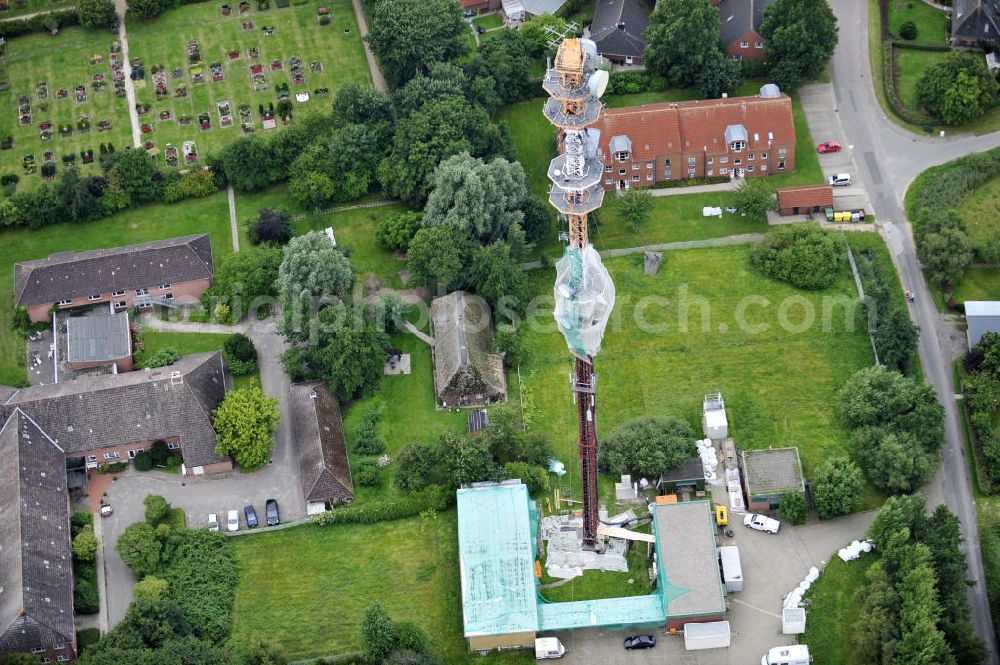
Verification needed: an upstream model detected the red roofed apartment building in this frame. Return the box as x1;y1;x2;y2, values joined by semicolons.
585;85;795;191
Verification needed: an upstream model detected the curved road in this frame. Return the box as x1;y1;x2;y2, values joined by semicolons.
829;0;1000;659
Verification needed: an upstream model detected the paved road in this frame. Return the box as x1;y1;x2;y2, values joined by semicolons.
827;0;999;657
99;316;306;626
113;0;142;147
349;0;386;92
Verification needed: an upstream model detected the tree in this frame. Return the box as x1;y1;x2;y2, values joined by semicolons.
202;246;282;323
360;602;400;664
288;124;382;208
494;323;523;367
58;166;103;223
874;307;920;375
503;461;549;496
599;416;695;479
143;494;171;525
248;208;292;246
811;456;863;519
697;53;743;99
132;576;168;602
898;20;917;40
277;231;354;337
375;294;406;333
519;14;569;55
73;525;99;562
468;241;531;314
212;387;281;472
230;638;288;665
391;63;468;118
482;404;550;466
894;544;955;665
618;188;653;232
521;196;553;245
104;148;162;205
777;490;807;525
748;223;842;290
77;0;116;27
644;0;723;87
332;83;393;126
919;227;971;288
423;153;530;244
366;0;467;88
394;443;439;492
760;0;839;91
116;522;161;579
406;225;473;290
465;31;535;111
438;431;493;489
733;177;774;222
125;0;169;20
859;429;935;495
299;304;389;400
74;578;100;615
375;210;424;252
223;333;258;376
916;52;1000;125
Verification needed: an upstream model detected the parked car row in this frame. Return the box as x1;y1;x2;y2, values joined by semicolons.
208;499;280;532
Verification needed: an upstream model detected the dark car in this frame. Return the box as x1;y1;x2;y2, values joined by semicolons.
623;635;656;650
265;499;280;526
244;505;259;528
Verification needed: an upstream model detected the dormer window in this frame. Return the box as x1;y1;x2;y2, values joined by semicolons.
730;141;745;152
615;151;630;162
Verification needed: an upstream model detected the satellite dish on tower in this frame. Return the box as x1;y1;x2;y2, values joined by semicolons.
588;70;609;99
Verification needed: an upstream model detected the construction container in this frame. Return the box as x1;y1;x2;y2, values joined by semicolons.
718;546;743;592
782;607;806;634
683;621;731;650
715;503;728;527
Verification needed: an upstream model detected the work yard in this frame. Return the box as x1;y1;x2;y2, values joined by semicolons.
517;244;876;486
230;518;532;664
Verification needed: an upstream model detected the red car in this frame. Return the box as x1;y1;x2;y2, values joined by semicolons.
817;141;842;154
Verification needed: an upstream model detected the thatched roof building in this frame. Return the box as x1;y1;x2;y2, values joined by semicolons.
430;291;507;407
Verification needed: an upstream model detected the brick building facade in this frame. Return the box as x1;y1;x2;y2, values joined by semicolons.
719;0;775;61
585;88;796;191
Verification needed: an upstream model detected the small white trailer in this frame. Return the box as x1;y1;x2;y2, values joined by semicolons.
718;546;743;592
534;637;565;659
683;621;731;651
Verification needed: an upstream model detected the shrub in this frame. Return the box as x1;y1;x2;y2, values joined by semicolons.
375;210;423;252
811;456;864;519
249;208;293;246
777;490;807;525
133;450;154;471
159;529;239;641
132;575;168;601
149;440;171;466
502;461;548;496
74;578;100;615
136;347;181;369
356;460;381;486
394;443;438;492
749;224;843;290
352;410;386;455
162;169;219;203
73;526;99;562
313;486;451;525
71;511;93;536
144;494;171;525
898;20;917;39
598;416;695;480
223;333;257;376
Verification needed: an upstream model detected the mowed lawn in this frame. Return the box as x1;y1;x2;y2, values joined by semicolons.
958;174;1000;258
139;330;260;390
0;191;232;385
888;0;949;43
0;25;135;184
126;0;370;162
801;555;877;665
895;48;947;111
517;245;875;482
954;268;1000;303
229;517;533;665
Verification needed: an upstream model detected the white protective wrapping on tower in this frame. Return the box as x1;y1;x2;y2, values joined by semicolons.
553;244;616;359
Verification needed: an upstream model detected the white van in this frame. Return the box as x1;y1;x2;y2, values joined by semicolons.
761;645;811;665
534;637;565;659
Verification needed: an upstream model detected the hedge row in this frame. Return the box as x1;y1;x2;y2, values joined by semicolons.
312;486;451;526
906;147;1000;221
891;40;951;52
882;42;937;126
0;10;79;38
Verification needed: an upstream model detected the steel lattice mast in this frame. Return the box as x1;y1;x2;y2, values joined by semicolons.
543;38;615;550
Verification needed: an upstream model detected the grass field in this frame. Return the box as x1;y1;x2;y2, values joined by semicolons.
0;190;232;385
887;0;949;43
0;24;135;182
517;244;876;487
125;0;369;161
139;329;260;390
894;47;946;111
958;174;1000;259
954;268;1000;303
0;0;72;18
801;555;877;665
473;13;503;31
230;517;532;664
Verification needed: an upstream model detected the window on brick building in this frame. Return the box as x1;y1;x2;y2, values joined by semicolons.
88;294;101;301
720;156;729;164
747;166;755;172
740;41;748;47
734;158;742;165
646;174;654;181
56;299;71;306
755;41;763;48
707;157;714;164
687;157;696;166
761;152;768;159
707;170;714;176
615;152;629;162
135;288;148;296
112;290;125;297
115;301;127;309
748;152;755;160
730;141;745;151
778;148;787;158
631;175;640;182
605;179;613;185
604;165;612;173
104;451;120;460
646;162;654;169
720;168;729;175
761;165;768;172
778;160;785;170
632;163;639;171
168;441;180;450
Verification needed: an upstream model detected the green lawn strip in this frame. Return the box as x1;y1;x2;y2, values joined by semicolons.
342;332;466;502
472;13;503;30
519;246;875;492
0;191;232;385
229;516;533;664
953;268;1000;303
894;48;946;110
124;0;369;164
958;174;1000;257
888;0;949;43
801;554;877;665
0;24;135;186
139;329;260;390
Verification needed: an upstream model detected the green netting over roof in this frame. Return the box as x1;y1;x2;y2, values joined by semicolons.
652;500;727;619
537;594;666;631
457;482;540;637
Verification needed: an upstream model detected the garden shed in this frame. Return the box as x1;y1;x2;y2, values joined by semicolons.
430;291;507;408
657;457;705;494
966;301;1000;347
739;447;805;512
776;185;833;216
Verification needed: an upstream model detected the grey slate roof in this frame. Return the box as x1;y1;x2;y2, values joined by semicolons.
953;0;1000;41
430;291;507;403
742;447;805;495
67;313;131;364
15;234;214;308
0;352;227;468
0;410;75;655
659;457;705;483
591;0;650;59
719;0;775;47
289;382;353;506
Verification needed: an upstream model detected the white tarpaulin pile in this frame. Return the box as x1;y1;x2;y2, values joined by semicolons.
702;206;723;217
783;566;821;610
696;439;718;481
838;539;873;562
540;514;628;579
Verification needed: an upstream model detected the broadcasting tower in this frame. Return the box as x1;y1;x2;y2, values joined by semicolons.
543;38;615;550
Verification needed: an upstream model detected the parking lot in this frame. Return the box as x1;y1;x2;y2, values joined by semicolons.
554;499;875;665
